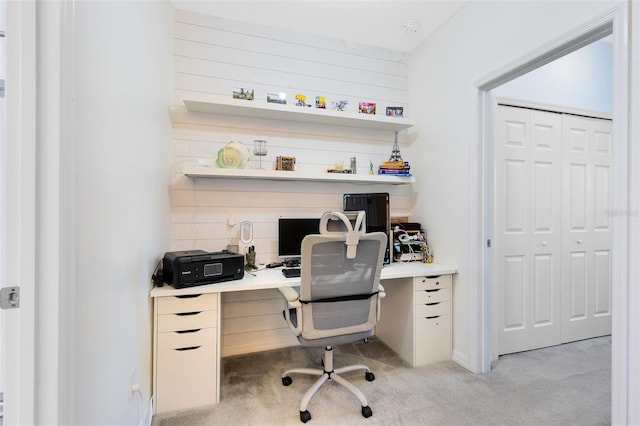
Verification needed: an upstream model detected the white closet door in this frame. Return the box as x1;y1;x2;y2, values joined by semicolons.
561;115;612;343
494;105;563;355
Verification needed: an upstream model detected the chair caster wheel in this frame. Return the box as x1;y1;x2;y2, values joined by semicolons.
365;371;375;381
362;405;373;418
300;410;311;423
282;376;293;386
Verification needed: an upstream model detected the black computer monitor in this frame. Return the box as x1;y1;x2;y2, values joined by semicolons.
278;218;321;260
343;192;391;264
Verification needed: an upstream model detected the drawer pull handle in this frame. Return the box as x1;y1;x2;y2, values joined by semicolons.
175;346;201;352
176;329;201;334
176;294;202;299
176;311;202;317
424;289;440;293
424;302;439;306
422;275;442;280
426;315;441;319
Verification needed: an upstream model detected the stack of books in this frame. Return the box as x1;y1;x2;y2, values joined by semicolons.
378;160;411;176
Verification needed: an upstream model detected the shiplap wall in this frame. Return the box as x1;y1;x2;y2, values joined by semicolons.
171;9;413;356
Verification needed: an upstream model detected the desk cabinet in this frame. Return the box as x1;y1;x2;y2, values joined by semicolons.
414;275;452;365
153;293;219;414
376;274;453;367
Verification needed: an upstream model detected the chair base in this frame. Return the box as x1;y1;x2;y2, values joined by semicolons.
281;345;375;423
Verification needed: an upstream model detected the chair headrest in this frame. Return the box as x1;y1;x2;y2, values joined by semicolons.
319;211;366;259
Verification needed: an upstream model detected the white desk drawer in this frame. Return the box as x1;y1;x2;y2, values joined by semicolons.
157;293;218;314
415;315;451;365
415;287;451;304
158;327;217;351
156;344;217;413
415;275;452;291
158;310;217;332
415;301;450;318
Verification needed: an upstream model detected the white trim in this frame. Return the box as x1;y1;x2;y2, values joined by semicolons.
58;1;76;424
611;5;640;425
476;5;629;423
474;10;615;90
493;96;612;121
3;0;36;423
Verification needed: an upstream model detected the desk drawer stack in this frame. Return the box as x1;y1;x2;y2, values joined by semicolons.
153;293;219;414
414;275;452;365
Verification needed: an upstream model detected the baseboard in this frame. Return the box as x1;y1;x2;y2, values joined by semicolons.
141;396;153;426
451;349;471;371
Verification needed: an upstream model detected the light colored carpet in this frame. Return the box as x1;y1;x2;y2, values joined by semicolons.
153;336;611;426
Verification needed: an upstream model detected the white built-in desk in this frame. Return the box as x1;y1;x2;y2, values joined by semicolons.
150;262;457;414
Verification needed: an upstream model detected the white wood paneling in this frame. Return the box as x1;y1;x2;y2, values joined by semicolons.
171;10;412;356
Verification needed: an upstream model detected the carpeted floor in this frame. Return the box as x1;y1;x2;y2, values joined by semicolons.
152;336;611;426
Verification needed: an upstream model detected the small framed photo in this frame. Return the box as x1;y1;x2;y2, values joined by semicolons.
315;96;326;109
330;100;349;111
276;156;296;171
359;102;376;115
233;88;254;100
386;106;404;118
267;92;287;104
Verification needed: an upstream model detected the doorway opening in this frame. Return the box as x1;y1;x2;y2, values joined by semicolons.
476;6;629;422
490;35;613;358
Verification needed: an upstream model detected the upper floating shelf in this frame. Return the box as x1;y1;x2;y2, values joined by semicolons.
182;96;415;132
183;166;415;185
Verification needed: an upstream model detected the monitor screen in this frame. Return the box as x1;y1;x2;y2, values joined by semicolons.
278;218;321;258
343;192;390;231
343;192;390;264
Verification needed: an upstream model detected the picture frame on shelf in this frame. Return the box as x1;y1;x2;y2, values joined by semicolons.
276;156;296;171
233;88;254;100
267;91;287;104
359;102;376;115
386;106;404;118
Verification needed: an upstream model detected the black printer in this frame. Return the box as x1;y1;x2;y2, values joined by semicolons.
162;250;244;288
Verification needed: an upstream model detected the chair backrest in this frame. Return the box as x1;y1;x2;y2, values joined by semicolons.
298;211;387;340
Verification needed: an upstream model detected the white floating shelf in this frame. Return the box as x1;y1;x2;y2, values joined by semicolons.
182;96;415;132
183;166;415;185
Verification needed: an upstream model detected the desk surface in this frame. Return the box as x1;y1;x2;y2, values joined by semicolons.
150;261;457;298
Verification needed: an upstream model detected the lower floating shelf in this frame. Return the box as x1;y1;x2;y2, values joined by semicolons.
183;166;415;185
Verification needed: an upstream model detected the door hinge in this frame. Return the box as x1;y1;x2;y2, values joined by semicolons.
487;239;492;248
1;286;20;309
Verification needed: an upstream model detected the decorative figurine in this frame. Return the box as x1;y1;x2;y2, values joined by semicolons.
389;131;403;162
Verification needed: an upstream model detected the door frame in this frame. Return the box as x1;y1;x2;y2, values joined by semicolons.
2;1;36;424
475;5;629;424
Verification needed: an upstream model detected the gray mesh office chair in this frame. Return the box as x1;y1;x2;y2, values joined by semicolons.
278;211;387;423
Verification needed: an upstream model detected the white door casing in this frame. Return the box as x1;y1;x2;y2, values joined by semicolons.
494;103;563;355
561;114;612;342
1;0;36;424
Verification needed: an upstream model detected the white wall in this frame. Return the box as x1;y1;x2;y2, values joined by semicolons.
70;1;172;424
408;0;622;373
493;39;613;113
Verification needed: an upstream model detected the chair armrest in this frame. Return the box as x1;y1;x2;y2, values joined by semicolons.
278;286;301;305
376;283;386;321
278;286;302;336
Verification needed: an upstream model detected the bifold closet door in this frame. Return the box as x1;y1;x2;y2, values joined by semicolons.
561;115;612;343
494;105;563;355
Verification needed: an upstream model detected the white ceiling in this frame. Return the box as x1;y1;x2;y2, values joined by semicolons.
171;1;471;52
